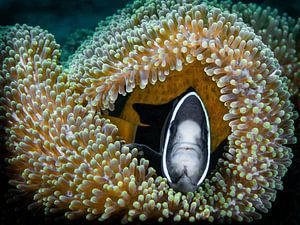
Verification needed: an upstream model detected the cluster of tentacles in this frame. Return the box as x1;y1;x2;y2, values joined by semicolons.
0;0;300;223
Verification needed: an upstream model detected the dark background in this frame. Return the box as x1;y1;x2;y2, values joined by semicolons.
0;0;132;44
0;0;300;225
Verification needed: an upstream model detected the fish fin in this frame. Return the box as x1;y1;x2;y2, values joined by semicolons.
102;115;139;143
125;143;162;175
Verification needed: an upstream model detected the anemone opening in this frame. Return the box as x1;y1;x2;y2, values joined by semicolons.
107;60;231;153
112;87;227;180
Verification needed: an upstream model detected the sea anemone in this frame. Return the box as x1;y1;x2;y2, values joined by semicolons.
0;0;299;223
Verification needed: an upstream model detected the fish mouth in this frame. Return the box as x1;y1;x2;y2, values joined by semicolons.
171;142;202;155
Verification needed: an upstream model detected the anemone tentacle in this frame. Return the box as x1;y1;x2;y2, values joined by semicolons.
0;24;157;221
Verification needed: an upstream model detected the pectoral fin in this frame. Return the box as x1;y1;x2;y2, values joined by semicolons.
125;143;162;175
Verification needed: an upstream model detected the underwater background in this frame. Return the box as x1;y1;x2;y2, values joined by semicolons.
0;0;300;225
